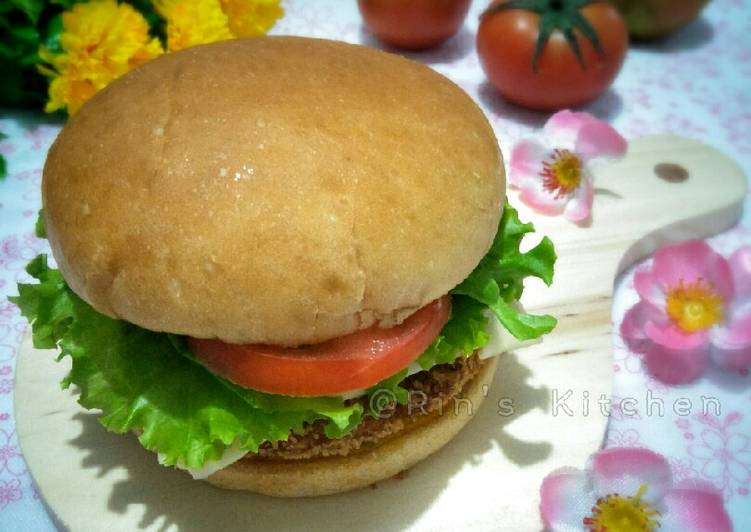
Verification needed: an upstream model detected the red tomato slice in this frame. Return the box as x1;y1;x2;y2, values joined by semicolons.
187;296;451;397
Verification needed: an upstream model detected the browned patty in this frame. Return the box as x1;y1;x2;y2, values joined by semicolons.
247;354;482;461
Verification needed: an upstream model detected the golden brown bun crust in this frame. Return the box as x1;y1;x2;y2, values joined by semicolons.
43;37;505;345
205;356;497;496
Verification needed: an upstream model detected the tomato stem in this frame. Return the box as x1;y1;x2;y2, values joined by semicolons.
481;0;606;72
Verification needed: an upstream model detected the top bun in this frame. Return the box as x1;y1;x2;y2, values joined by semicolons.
43;37;504;346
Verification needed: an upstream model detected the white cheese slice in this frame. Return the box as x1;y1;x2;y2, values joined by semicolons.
161;440;249;480
174;313;535;479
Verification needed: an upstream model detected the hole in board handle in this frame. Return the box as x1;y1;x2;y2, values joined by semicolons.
654;163;689;183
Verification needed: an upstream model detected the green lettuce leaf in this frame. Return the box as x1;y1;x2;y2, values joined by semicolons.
12;202;556;469
34;208;46;238
377;203;557;399
364;368;409;416
416;295;489;369
453;203;557;339
12;256;362;468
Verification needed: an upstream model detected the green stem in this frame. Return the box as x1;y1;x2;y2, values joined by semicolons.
481;0;606;72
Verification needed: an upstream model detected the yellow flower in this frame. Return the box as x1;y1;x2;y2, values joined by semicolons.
155;0;283;52
220;0;284;37
154;0;233;52
39;1;163;115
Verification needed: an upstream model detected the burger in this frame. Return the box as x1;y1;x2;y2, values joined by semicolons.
13;37;556;496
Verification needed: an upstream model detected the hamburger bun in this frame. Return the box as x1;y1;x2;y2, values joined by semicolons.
42;36;505;346
207;356;497;496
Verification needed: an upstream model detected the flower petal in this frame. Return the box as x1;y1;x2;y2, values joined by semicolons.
729;454;751;483
726;433;748;453
641;340;710;385
543;110;594;151
645;321;709;351
575;120;628;161
701;429;724;450
710;344;751;372
591;448;672;504
622;301;711;383
563;174;593;223
734;450;751;469
729;246;751;298
687;443;714;460
621;303;649;342
651;241;734;300
518;175;568;216
621;301;670;354
701;459;724;479
712;311;751;348
710;311;751;371
509;140;547;187
660;481;732;532
540;467;593;532
634;268;667;308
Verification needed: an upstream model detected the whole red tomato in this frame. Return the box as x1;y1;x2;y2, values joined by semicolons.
477;0;628;110
358;0;471;50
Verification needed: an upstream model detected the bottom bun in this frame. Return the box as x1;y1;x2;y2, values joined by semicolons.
205;355;498;497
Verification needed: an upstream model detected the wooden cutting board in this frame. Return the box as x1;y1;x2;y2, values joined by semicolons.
15;136;747;531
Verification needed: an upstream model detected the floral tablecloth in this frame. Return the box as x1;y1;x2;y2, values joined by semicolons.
1;0;750;530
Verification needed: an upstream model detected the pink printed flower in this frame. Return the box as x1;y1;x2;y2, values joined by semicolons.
669;457;699;484
0;478;21;510
509;110;627;223
690;429;751;489
541;447;731;532
0;302;16;319
621;241;751;384
606;428;642;448
686;412;751;500
0;429;26;476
